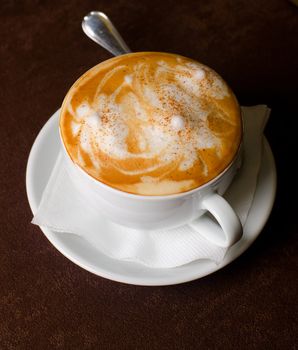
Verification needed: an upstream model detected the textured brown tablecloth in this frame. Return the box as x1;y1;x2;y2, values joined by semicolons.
1;0;297;349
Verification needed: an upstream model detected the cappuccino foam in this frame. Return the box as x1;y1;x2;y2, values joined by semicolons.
60;52;242;195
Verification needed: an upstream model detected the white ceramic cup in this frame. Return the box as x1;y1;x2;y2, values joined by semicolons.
60;127;243;247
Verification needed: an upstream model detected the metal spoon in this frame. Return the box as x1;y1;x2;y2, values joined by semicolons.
82;11;131;56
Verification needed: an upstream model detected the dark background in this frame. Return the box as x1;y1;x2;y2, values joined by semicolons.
1;0;297;348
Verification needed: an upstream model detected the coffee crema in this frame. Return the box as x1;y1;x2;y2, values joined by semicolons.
60;52;242;195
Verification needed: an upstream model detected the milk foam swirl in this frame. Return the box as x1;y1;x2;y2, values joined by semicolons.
60;52;241;195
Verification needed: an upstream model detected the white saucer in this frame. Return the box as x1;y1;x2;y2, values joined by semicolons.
26;110;277;286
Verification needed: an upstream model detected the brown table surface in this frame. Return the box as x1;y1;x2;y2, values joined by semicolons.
1;0;297;349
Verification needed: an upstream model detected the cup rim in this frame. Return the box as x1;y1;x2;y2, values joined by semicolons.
59;52;243;201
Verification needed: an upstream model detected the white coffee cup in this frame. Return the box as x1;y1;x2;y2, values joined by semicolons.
60;131;243;248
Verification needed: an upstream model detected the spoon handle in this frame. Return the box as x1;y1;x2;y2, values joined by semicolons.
82;11;131;56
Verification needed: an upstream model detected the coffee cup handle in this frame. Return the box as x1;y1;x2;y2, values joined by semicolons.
189;193;243;248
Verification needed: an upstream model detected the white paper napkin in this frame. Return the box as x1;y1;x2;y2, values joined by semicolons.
32;105;270;268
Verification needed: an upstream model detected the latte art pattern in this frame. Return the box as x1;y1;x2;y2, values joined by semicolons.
60;52;242;195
